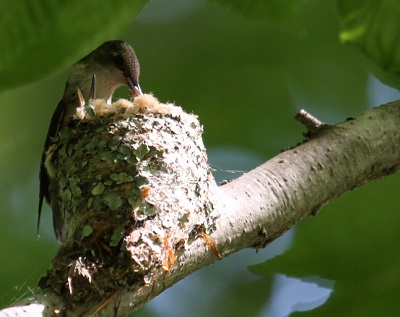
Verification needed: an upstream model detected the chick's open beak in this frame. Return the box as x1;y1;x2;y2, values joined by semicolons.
126;77;143;98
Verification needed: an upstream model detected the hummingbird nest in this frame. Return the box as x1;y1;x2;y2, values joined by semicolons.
40;94;219;307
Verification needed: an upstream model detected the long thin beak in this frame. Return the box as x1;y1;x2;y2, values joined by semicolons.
126;77;143;98
89;74;96;101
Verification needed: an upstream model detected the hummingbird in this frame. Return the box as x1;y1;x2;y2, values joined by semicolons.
38;40;143;242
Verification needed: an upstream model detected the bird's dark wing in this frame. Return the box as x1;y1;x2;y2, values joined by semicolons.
37;100;67;237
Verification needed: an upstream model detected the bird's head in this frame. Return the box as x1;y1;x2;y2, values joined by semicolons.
65;40;142;105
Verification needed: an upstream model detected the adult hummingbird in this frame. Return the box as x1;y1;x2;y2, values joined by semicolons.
38;40;143;241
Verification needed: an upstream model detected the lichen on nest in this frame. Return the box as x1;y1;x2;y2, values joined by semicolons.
42;94;218;304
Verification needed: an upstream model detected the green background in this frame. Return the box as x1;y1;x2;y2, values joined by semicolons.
1;1;400;316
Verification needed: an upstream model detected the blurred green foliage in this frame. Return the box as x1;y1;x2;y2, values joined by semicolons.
338;0;400;88
0;0;147;90
1;0;400;316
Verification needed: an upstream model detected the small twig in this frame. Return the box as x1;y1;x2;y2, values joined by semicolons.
295;109;325;132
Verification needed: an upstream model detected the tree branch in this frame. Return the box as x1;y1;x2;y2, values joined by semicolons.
1;98;400;317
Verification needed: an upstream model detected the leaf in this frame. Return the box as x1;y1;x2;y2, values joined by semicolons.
110;226;125;247
119;172;133;183
103;191;123;210
84;105;97;118
118;145;131;156
63;188;72;200
337;0;400;87
210;0;305;34
128;197;137;207
138;203;156;216
112;172;133;184
133;144;150;160
0;0;147;91
91;183;105;195
82;225;93;238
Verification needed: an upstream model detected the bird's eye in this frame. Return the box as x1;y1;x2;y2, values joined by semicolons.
113;54;124;70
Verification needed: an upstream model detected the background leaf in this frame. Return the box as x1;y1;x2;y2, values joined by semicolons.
209;0;304;33
0;0;147;91
338;0;400;88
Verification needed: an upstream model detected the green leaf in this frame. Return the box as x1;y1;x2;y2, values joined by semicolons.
210;0;305;34
128;197;137;207
84;105;97;118
118;145;131;156
63;188;72;200
91;183;105;195
0;0;147;91
110;226;125;247
133;144;150;160
337;0;400;87
138;203;156;216
103;191;123;210
82;225;93;238
113;172;134;184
